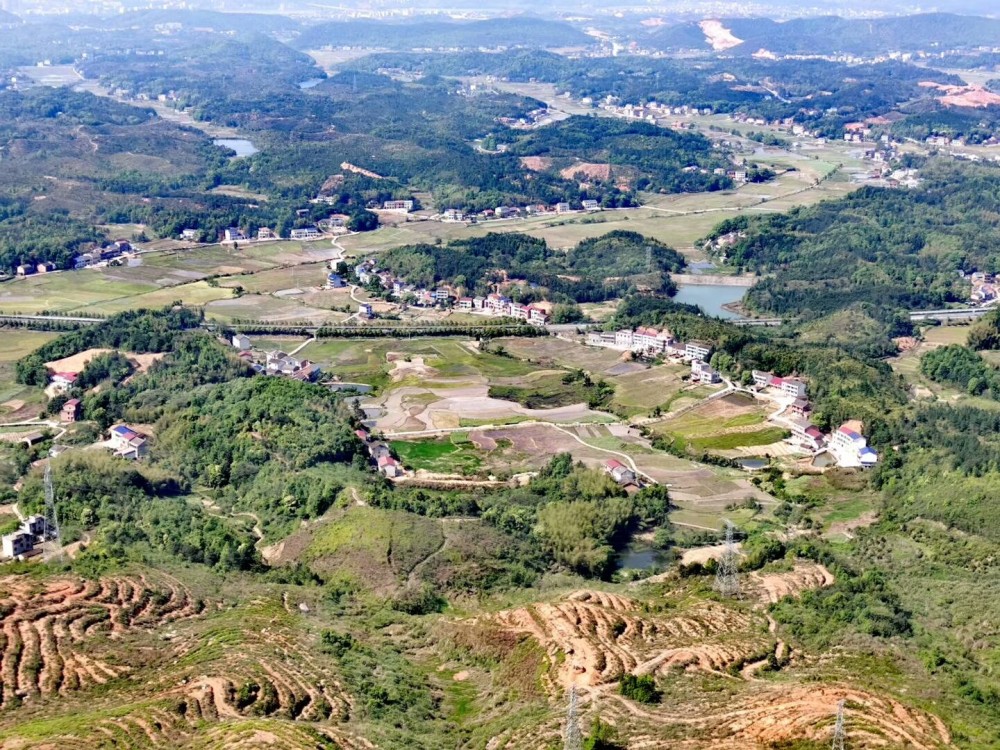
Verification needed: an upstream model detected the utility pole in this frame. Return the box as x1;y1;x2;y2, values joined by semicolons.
832;699;846;750
714;520;740;598
564;686;582;750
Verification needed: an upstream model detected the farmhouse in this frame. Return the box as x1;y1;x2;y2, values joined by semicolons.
2;531;34;559
36;262;55;274
327;273;346;288
15;264;35;277
581;199;601;211
789;398;811;417
60;398;81;423
359;303;374;319
257;227;277;240
691;360;721;384
829;422;878;468
753;370;807;399
457;297;473;311
383;200;414;212
604;459;636;485
223;228;247;243
109;424;148;460
378;455;403;478
685;341;712;362
181;229;199;241
232;334;252;351
290;227;323;241
50;372;78;392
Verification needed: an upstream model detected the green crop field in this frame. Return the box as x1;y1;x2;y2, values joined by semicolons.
687;426;789;451
391;434;484;474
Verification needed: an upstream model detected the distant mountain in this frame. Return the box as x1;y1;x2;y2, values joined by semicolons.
294;17;592;51
0;9;20;25
652;13;1000;56
102;9;301;36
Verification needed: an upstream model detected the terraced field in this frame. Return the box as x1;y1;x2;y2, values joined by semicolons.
0;572;202;706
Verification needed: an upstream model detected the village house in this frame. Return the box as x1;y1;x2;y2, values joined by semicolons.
829;422;878;468
232;334;252;351
36;262;55;274
383;200;414;212
15;264;34;277
50;372;78;392
457;297;474;311
2;531;34;559
752;370;807;399
354;429;369;442
791;423;826;452
605;459;636;486
74;252;98;269
290;227;323;241
581;199;601;211
22;515;47;539
60;398;81;423
378;455;403;478
789;398;811;418
555;202;571;213
181;229;200;241
327;272;346;288
223;228;247;243
685;341;712;362
257;227;277;240
109;424;149;460
358;303;374;319
691;360;721;385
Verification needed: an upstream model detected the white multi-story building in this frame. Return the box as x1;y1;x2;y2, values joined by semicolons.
685;341;712;362
829;423;878;468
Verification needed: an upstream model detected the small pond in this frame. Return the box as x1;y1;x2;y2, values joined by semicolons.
616;541;668;572
299;78;324;89
737;457;769;471
674;283;746;320
213;138;259;158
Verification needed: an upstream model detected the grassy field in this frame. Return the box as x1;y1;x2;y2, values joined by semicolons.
391;433;485;475
0;330;59;419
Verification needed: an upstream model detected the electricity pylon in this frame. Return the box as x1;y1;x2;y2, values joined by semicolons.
44;463;61;550
832;699;846;750
564;686;582;750
714;520;740;598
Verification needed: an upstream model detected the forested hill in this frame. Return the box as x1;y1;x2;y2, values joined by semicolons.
651;13;1000;55
294;17;591;51
707;159;1000;324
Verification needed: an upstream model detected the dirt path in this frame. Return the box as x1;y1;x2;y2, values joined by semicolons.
406;519;456;587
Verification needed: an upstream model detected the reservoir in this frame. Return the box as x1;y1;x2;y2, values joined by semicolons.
674;283;746;319
213;138;259;158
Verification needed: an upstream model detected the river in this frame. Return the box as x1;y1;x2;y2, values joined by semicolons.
674;283;747;319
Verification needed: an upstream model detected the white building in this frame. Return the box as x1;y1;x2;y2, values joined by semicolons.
2;532;33;559
829;423;878;468
691;360;721;384
290;227;322;240
685;341;712;362
605;459;636;485
232;334;251;351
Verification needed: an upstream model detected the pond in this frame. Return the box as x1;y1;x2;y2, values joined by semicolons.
812;451;836;468
674;283;747;320
213;138;259;158
616;541;668;572
737;457;769;471
299;78;324;89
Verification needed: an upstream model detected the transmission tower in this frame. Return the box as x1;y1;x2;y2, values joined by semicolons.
832;700;846;750
43;463;61;550
564;686;582;750
714;520;740;598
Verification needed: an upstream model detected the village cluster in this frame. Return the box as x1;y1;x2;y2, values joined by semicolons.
586;326;878;469
350;259;552;325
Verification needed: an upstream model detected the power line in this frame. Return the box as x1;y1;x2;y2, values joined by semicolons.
714;520;740;598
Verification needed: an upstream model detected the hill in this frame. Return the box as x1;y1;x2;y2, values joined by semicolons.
294;17;591;51
652;13;1000;56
